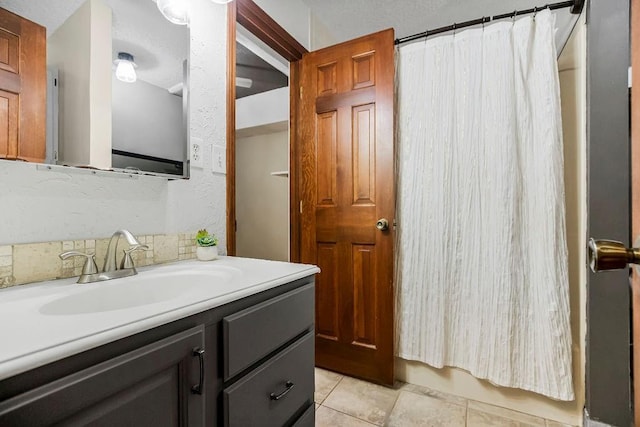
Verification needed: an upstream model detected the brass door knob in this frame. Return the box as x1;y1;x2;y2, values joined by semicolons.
376;218;389;231
588;238;640;272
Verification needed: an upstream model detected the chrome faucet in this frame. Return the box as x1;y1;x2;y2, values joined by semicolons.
60;229;148;284
103;229;146;273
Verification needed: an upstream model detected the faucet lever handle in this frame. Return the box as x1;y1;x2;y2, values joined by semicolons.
120;244;149;270
59;251;99;275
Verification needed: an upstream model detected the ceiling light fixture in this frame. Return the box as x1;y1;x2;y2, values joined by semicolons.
156;0;190;25
114;52;137;83
211;0;234;4
236;77;253;88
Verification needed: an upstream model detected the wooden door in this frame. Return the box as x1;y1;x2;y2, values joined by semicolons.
0;8;46;163
632;0;640;423
299;29;395;385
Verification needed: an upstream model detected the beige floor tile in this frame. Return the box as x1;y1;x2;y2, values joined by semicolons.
545;421;575;427
386;390;466;427
315;368;343;404
467;401;546;426
315;406;377;427
322;376;399;426
396;381;467;407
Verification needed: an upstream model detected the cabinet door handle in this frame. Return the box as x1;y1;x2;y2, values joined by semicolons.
270;381;294;401
191;348;205;395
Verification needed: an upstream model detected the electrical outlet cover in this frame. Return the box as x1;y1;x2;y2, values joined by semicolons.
191;137;203;169
212;145;226;174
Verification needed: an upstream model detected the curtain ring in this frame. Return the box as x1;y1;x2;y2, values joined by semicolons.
512;10;517;22
533;6;538;19
452;22;457;35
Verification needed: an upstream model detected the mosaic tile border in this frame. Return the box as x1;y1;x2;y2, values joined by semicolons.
0;233;199;289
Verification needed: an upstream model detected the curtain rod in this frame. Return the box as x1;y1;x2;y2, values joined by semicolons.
394;0;585;45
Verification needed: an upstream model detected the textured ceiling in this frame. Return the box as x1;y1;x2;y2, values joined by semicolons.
2;0;188;89
302;0;577;47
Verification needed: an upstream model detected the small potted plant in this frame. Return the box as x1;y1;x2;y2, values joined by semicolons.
195;229;219;261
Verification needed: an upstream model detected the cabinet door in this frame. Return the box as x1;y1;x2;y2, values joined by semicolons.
0;326;206;427
0;7;46;162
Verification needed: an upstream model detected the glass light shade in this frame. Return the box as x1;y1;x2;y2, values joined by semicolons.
115;59;137;83
211;0;233;3
156;0;189;25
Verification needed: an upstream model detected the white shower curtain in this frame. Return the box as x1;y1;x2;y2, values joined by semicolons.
396;9;573;401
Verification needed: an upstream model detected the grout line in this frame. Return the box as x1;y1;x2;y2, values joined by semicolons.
466;398;553;425
399;383;468;409
383;389;403;426
315;370;344;405
319;375;343;405
465;403;469;427
320;404;379;427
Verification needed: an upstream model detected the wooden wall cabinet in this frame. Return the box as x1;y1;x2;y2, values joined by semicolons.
0;7;47;163
0;277;315;427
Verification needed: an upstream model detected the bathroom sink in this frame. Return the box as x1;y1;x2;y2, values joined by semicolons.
40;267;242;315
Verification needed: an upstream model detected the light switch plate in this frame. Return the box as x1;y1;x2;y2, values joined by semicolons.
212;145;226;174
191;137;204;169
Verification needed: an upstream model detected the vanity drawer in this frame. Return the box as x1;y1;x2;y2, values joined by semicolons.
292;404;315;427
223;283;314;380
223;332;314;427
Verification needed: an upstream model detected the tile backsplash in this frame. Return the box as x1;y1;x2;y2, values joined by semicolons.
0;233;199;288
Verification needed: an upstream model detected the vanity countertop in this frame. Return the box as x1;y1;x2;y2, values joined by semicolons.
0;257;319;382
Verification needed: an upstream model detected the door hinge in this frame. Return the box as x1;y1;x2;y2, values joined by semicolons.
300;201;303;213
299;87;303;100
393;219;397;230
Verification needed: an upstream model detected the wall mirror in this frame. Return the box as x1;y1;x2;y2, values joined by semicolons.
1;0;190;178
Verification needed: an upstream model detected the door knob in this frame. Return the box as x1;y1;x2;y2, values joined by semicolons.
588;238;640;272
376;218;389;231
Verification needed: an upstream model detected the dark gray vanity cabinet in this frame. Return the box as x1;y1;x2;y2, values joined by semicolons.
222;284;315;427
0;326;205;426
0;276;315;427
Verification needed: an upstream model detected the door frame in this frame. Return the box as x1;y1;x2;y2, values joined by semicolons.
633;0;640;424
226;0;307;259
585;0;632;425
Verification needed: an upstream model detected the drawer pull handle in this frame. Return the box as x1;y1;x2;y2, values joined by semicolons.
270;381;295;401
191;348;205;395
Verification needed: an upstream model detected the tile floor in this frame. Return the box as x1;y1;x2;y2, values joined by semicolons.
314;368;574;427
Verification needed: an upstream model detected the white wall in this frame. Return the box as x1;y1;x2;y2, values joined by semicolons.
236;130;289;261
395;14;588;426
236;87;289;131
48;0;112;169
253;0;336;51
112;76;184;161
0;0;227;248
88;0;112;169
252;0;310;50
310;12;337;50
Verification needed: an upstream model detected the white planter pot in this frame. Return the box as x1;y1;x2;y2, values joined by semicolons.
196;246;218;261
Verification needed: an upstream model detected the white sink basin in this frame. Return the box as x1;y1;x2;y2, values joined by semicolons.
40;266;242;315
